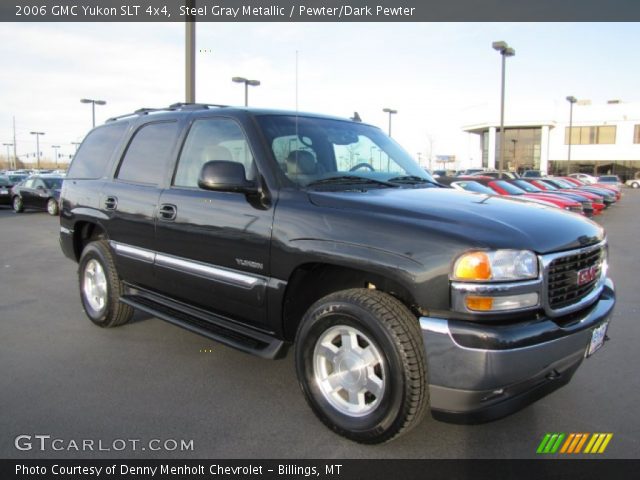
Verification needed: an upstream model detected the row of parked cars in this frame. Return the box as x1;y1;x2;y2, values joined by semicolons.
0;170;65;215
437;172;622;218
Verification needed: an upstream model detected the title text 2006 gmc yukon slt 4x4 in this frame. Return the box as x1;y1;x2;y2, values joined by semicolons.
60;104;615;443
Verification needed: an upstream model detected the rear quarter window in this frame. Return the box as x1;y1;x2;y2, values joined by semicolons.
67;122;129;179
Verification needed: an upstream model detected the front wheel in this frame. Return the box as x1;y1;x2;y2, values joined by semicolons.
78;240;133;328
13;196;23;213
47;198;59;216
631;182;639;189
295;289;429;444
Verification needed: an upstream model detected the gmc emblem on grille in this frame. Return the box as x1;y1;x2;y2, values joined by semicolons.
577;266;598;286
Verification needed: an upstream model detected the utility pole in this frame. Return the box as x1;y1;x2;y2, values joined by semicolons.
52;145;61;168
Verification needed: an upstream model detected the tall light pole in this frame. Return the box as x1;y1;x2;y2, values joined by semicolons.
566;96;577;175
52;145;61;168
71;142;81;152
3;143;13;169
232;77;260;106
30;131;45;169
382;108;397;137
492;41;515;175
80;98;106;127
185;4;196;103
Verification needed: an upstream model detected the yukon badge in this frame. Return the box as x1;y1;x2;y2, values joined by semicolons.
236;258;264;271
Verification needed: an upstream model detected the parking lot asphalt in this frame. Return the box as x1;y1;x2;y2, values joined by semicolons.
1;193;639;460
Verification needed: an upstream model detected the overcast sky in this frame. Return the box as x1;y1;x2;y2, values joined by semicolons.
1;22;639;168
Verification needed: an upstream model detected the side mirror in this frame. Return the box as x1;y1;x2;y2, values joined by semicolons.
36;185;45;190
198;161;256;193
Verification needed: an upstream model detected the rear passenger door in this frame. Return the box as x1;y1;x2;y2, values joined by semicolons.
104;120;182;291
154;116;274;328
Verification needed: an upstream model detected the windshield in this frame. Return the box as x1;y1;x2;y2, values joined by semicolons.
453;181;495;194
0;177;10;186
513;180;542;192
8;174;26;183
550;179;574;188
537;180;558;191
256;115;436;188
43;178;63;189
493;180;526;195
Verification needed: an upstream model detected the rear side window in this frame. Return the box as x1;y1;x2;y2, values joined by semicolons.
117;121;179;185
67;122;128;179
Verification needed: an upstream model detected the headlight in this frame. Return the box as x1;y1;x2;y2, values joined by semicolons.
452;250;538;282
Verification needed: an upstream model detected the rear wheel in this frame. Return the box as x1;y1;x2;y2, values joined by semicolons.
13;196;23;213
295;289;429;444
631;181;639;189
78;240;133;328
47;198;59;216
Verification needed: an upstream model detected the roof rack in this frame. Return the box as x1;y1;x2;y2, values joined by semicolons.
106;103;228;122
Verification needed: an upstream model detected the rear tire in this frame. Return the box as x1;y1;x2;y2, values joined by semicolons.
78;240;133;328
295;289;429;444
13;196;23;213
47;198;59;216
631;182;639;189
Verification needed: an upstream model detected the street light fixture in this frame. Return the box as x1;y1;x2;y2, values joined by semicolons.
52;145;61;168
232;77;260;107
566;96;577;175
80;98;107;127
492;41;515;176
30;131;45;169
382;108;397;137
3;143;13;169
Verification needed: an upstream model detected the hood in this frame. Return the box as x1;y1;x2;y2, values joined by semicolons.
308;188;604;254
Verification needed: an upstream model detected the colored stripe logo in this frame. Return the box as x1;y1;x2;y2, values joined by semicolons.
536;433;612;454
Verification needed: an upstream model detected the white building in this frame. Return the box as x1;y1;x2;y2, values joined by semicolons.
463;100;640;181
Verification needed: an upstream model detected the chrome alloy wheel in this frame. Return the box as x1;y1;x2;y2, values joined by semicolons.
313;325;386;417
83;259;107;312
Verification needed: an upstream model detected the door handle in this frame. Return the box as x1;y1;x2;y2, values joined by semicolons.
104;196;118;210
158;203;177;221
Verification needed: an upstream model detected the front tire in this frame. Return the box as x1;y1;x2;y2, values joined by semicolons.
295;289;429;444
78;240;133;328
631;181;639;189
13;196;23;213
47;198;59;216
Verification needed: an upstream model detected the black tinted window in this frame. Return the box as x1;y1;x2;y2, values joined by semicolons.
117;122;179;185
68;122;128;179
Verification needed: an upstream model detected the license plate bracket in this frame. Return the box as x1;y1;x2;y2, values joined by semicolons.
586;321;608;357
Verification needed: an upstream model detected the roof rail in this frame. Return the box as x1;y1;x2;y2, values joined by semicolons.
168;102;228;110
106;103;228;122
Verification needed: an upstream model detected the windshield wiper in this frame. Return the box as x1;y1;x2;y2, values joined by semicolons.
307;176;398;188
387;175;440;186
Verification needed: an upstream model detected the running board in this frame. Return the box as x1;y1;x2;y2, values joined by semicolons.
120;289;287;359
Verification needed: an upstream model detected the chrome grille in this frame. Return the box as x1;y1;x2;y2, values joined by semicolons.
547;246;603;310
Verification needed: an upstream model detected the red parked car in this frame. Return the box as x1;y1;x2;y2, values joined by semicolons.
466;177;585;215
562;176;622;201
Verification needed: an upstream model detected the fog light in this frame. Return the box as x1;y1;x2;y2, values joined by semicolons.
465;293;539;312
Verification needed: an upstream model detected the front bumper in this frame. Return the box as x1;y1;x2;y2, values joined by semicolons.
421;278;615;424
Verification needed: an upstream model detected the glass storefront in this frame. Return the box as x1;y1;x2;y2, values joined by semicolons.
549;160;640;181
481;128;542;172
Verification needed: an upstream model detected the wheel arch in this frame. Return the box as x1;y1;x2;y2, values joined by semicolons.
281;262;420;342
72;220;108;261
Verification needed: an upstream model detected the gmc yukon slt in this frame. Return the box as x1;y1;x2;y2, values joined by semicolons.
60;103;615;443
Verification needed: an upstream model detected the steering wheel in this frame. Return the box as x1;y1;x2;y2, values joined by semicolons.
349;162;375;172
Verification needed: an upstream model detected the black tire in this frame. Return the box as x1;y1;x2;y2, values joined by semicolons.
13;196;23;213
295;289;429;444
46;198;59;216
78;240;133;328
